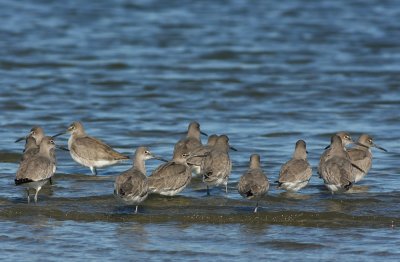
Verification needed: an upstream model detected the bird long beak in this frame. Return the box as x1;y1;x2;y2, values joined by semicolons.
187;153;209;160
373;143;387;152
354;142;368;149
230;146;238;151
324;145;330;150
15;136;27;143
52;131;66;138
153;156;169;162
200;131;208;137
56;145;70;151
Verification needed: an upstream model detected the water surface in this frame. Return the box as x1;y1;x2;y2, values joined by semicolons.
0;0;399;260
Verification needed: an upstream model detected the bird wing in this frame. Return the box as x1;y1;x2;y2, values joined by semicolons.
174;138;201;155
238;168;269;198
148;162;190;192
115;169;147;197
16;156;54;182
186;145;210;166
348;149;371;173
322;157;352;187
72;136;128;161
201;150;231;181
318;150;330;174
279;159;312;183
21;148;39;161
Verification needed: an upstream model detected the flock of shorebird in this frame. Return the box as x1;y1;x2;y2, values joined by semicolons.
13;121;387;213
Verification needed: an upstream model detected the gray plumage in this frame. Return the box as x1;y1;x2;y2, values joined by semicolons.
16;126;56;163
114;147;158;213
148;146;192;196
348;134;387;183
187;134;218;175
319;135;353;193
15;137;57;203
237;154;269;213
318;131;354;177
21;136;39;161
173;121;207;156
62;122;129;175
201;134;233;195
277;140;312;192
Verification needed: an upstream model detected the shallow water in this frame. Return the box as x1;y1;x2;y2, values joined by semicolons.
1;0;400;260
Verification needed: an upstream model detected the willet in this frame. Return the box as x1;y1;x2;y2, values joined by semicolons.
15;126;57;162
348;134;387;183
319;135;354;193
53;121;129;175
237;154;269;213
187;134;218;175
201;134;235;195
114;147;166;213
318;131;354;177
148;146;206;196
173;121;207;156
277;140;312;192
15;137;57;203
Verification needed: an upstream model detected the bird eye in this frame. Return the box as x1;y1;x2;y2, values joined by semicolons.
344;135;350;140
145;150;150;155
368;139;373;144
50;140;55;144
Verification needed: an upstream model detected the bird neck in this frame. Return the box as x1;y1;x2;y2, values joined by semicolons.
249;161;260;169
293;149;307;160
134;158;146;175
187;131;200;140
354;143;369;151
38;146;51;158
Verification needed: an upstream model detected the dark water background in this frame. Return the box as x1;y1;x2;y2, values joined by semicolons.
0;0;399;260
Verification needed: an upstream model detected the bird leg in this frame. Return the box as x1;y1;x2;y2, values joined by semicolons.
206;185;210;196
254;201;259;213
34;187;41;203
26;188;30;204
90;166;98;176
134;205;138;214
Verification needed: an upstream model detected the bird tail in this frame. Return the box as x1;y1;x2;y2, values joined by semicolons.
275;180;283;188
15;178;33;185
344;181;353;191
245;190;254;197
203;170;213;181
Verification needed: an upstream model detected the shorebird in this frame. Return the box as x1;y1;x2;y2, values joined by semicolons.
277;140;312;192
237;154;269;213
15;137;57;203
318;131;354;177
173;121;207;156
348;134;387;183
148;146;206;196
114;147;166;213
15;126;57;162
319;135;354;193
53;121;129;175
201;134;235;195
187;134;218;175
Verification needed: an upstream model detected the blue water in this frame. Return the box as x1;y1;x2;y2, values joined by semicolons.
0;0;399;260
